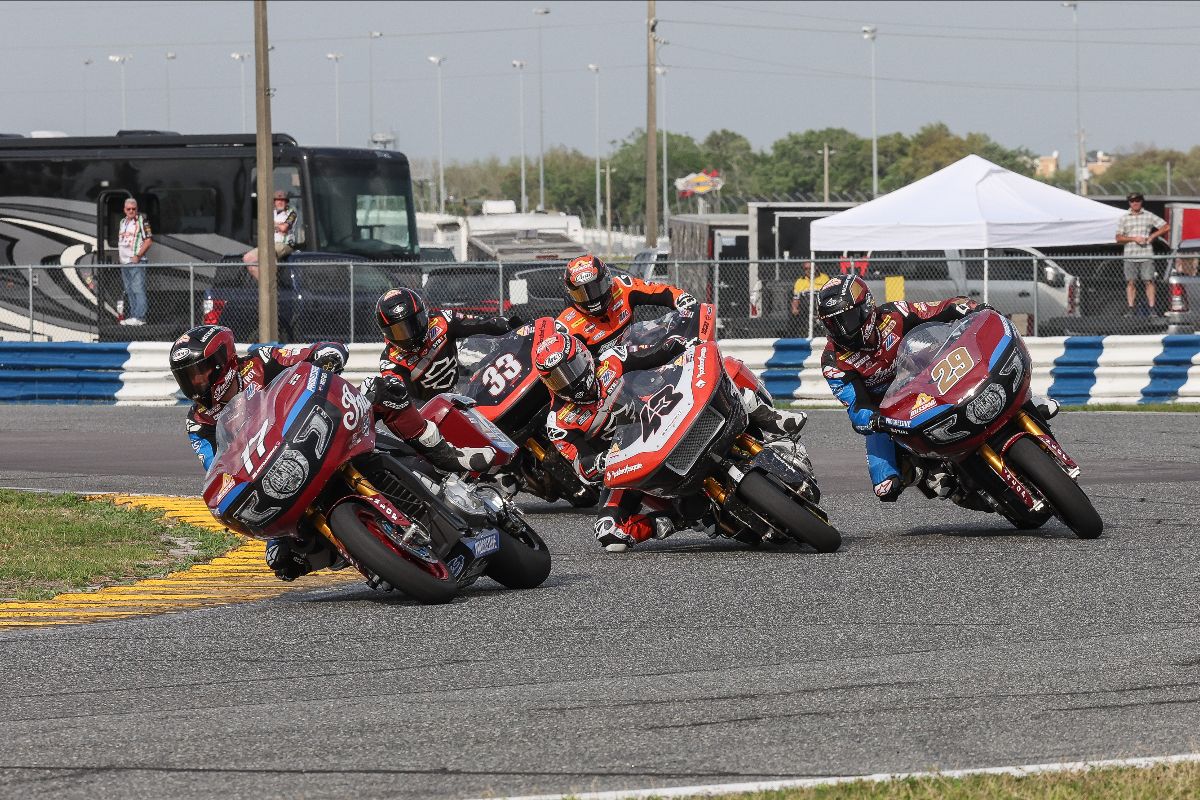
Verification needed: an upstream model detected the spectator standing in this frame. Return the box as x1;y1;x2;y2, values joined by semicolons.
243;190;298;280
117;198;152;326
1115;192;1169;316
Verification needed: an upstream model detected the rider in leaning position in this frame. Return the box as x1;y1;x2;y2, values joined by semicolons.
171;324;493;581
556;253;698;352
532;320;809;552
375;287;523;403
816;275;1058;502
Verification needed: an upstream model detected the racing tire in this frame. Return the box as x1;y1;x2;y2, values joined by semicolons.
484;523;552;590
329;502;460;604
736;471;841;553
1005;436;1103;539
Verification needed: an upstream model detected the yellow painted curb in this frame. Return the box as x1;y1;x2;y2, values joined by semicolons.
0;494;359;631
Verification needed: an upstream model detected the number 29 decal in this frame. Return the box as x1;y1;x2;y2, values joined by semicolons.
930;346;975;394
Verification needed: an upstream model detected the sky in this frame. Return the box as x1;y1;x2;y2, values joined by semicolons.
4;0;1200;179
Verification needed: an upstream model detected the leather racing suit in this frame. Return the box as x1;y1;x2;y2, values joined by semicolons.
378;310;518;404
821;297;981;499
556;275;697;352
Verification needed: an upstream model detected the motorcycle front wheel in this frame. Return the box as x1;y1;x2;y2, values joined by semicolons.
484;522;552;590
330;502;460;604
736;471;841;553
1005;436;1103;539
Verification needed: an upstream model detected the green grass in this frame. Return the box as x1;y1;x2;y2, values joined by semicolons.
0;490;242;601
1061;402;1200;412
641;760;1200;799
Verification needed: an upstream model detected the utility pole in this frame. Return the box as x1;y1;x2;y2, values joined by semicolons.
822;142;833;203
165;52;176;129
588;64;601;232
605;161;613;259
644;0;658;249
254;0;277;343
512;60;528;214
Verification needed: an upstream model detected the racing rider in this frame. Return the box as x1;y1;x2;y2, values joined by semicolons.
817;275;1058;502
532;320;808;552
170;324;494;581
376;287;523;403
557;253;698;352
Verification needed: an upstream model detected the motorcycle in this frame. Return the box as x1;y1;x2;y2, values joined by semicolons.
202;361;552;604
603;340;841;552
872;308;1102;539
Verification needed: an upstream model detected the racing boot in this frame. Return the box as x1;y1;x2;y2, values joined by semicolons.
594;513;669;553
414;420;495;474
742;387;806;441
920;466;957;499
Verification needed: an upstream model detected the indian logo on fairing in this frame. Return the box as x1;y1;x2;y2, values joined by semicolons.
638;384;684;441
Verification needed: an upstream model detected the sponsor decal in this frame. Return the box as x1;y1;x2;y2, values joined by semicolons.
913;301;929;313
822;366;845;380
446;555;465;578
879;317;898;337
212;473;237;504
262;449;310;500
618;309;630;324
469;530;500;558
884;334;898;350
911;392;936;417
542;351;564;369
306;367;321;391
199;327;218;342
894;301;910;316
536;337;557;353
616;275;634;288
638;384;685;440
170;346;192;362
287;371;303;386
605;462;644;480
573;268;598;283
546;424;567;441
339;382;372;431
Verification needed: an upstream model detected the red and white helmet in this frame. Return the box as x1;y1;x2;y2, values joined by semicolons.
169;325;239;410
563;254;613;316
533;329;597;403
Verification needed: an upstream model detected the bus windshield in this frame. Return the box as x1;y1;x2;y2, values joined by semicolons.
309;156;415;260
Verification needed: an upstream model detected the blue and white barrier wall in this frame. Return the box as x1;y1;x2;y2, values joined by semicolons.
2;337;1199;405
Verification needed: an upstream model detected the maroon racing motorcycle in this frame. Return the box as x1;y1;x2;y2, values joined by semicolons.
603;341;840;552
202;362;552;603
872;309;1102;538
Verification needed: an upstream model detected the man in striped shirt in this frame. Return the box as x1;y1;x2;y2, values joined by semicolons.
1115;192;1170;316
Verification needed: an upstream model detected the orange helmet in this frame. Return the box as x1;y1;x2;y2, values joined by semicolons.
533;330;597;403
563;254;613;316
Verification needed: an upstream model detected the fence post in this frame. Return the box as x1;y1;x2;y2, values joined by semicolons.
497;262;505;315
27;265;34;342
189;264;196;327
349;262;356;344
1032;255;1039;337
713;260;720;320
807;256;815;340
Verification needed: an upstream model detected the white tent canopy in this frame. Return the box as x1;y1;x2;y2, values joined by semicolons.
810;154;1124;252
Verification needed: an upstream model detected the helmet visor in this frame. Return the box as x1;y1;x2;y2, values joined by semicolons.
567;277;609;312
382;315;426;350
542;349;595;399
821;302;871;341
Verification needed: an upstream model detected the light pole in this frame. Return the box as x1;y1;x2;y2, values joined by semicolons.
588;64;601;231
82;58;93;135
165;52;176;129
816;143;837;203
428;56;446;214
231;52;250;133
534;7;550;211
108;54;131;129
656;61;668;235
862;26;878;197
326;53;343;145
368;31;382;145
513;60;528;214
1063;2;1084;194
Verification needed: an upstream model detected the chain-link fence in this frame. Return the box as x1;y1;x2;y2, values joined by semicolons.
2;250;1197;343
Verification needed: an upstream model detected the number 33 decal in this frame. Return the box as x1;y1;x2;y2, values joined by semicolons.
930;347;975;393
482;353;523;396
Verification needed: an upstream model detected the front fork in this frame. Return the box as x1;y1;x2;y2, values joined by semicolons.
303;462;385;557
976;411;1081;511
702;433;762;506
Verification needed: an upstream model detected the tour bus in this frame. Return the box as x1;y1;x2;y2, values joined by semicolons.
0;131;420;340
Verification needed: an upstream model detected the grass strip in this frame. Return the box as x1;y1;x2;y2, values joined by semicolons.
0;489;241;601
651;760;1200;800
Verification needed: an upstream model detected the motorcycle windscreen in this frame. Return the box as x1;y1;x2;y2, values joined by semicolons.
461;327;538;411
879;316;971;407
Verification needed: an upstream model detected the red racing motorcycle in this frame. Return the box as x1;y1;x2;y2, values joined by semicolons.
872;309;1102;538
203;361;552;603
604;341;840;552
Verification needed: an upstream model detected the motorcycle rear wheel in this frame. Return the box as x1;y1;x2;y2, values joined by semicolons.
484;523;552;590
1005;436;1103;539
330;502;460;604
736;471;841;553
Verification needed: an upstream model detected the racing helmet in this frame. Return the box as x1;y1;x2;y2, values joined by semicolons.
170;325;239;409
563;254;613;316
816;275;879;351
533;331;597;403
376;287;429;352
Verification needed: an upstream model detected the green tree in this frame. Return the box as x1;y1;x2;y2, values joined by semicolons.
885;123;1034;188
700;129;758;198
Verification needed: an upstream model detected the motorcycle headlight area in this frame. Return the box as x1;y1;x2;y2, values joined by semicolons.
924;414;971;444
965;383;1007;425
441;474;486;515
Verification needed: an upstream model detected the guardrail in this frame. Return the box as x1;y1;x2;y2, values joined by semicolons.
2;336;1198;405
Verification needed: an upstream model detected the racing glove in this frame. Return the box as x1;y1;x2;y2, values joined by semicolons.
265;537;314;582
311;343;348;374
505;312;525;330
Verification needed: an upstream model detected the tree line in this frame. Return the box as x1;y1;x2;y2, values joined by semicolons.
412;123;1200;223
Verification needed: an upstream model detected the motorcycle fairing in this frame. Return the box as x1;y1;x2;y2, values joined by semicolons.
205;364;376;538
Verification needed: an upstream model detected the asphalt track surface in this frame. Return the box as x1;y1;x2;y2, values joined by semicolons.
0;405;1198;800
